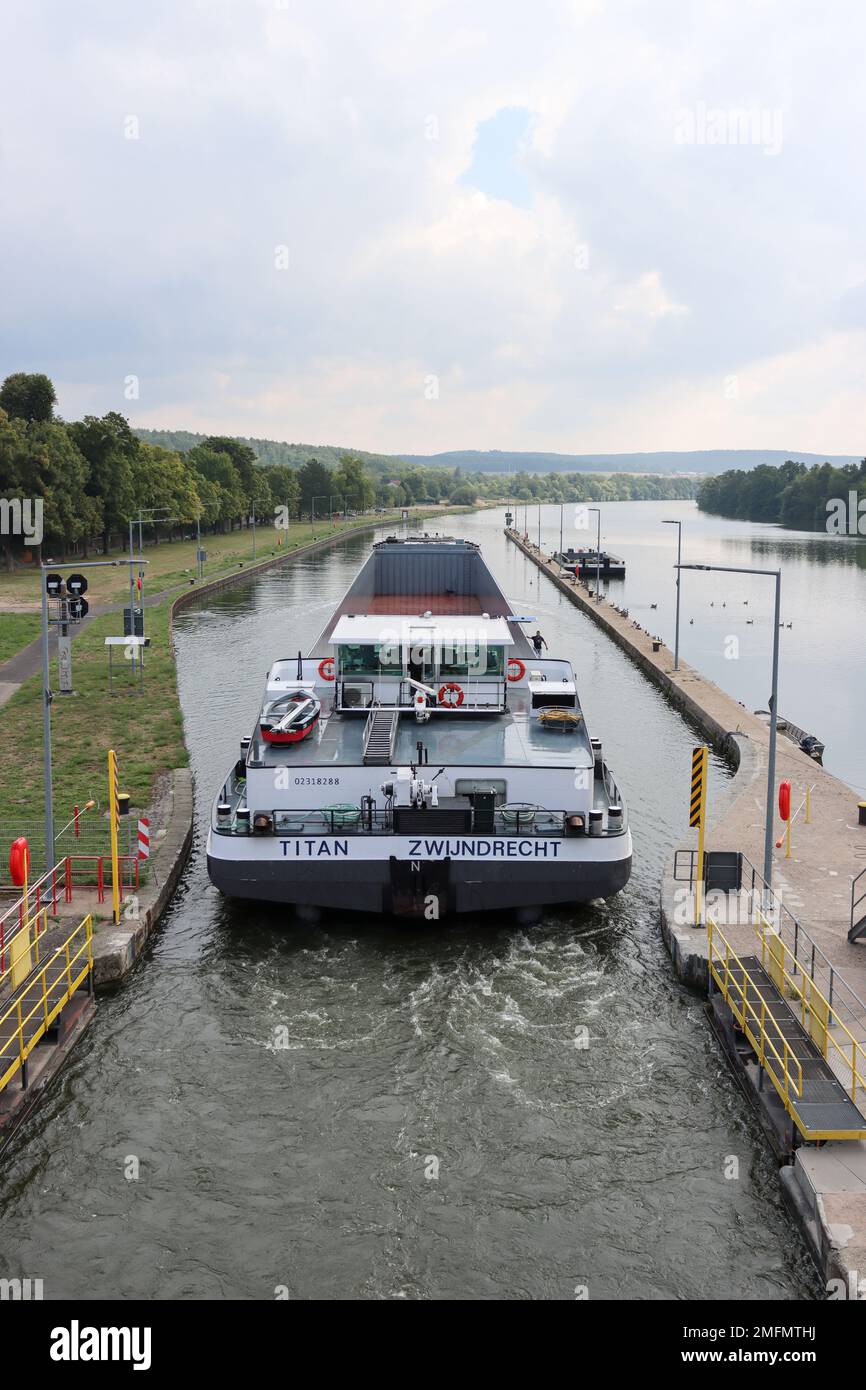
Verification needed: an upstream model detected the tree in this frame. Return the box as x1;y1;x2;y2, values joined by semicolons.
201;436;257;502
16;420;98;562
333;453;374;511
0;408;28;570
451;483;477;506
263;463;301;522
68;411;139;553
296;457;333;517
0;372;57;424
133;443;200;539
186;444;245;530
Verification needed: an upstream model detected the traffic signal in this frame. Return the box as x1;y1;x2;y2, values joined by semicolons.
46;573;64;596
67;596;89;622
67;573;88;596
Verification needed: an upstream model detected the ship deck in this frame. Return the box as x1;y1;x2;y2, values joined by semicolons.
252;696;594;770
364;593;485;615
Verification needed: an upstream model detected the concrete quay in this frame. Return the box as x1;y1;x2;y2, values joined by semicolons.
507;528;866;1290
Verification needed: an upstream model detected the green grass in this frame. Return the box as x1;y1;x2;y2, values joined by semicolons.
0;600;185;866
0;612;41;663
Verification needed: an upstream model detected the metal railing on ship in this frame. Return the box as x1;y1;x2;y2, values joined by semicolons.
214;806;573;837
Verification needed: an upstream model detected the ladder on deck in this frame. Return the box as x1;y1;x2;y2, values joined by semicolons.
363;705;399;765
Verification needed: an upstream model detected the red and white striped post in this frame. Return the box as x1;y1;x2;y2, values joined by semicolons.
137;818;150;861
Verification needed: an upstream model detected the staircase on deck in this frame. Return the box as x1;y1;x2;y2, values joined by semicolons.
363;705;399;765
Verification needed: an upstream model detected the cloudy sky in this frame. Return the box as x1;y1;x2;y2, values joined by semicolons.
1;0;864;454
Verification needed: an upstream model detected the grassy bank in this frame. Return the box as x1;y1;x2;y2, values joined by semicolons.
0;600;184;866
0;612;40;663
0;508;468;610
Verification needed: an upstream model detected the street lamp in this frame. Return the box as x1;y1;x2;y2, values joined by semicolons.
311;496;328;532
677;562;782;892
662;519;683;670
559;502;564;561
587;507;602;602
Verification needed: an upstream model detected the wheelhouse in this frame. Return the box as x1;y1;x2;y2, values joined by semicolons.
330;615;517;713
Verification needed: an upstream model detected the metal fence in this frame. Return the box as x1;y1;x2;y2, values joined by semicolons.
0;818;148;888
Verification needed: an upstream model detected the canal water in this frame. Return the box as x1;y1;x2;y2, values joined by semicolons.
528;497;866;795
0;508;822;1300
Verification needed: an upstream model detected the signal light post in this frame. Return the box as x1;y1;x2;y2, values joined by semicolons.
39;558;145;872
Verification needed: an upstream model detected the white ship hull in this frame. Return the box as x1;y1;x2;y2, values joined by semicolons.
207;825;633;915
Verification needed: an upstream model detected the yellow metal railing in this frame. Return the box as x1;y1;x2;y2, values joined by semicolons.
0;915;93;1094
754;911;866;1104
707;915;804;1113
0;907;48;989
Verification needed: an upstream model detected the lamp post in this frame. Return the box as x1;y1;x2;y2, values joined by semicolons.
311;496;328;533
587;507;601;602
559;502;564;561
131;507;174;666
662;519;683;670
677;562;782;892
537;503;542;550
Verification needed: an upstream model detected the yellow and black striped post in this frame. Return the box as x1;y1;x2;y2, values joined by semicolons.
689;745;709;925
108;749;120;926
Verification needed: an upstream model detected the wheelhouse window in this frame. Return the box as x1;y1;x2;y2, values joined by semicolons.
484;646;505;676
338;644;378;676
374;642;403;676
338;643;403;676
439;641;505;677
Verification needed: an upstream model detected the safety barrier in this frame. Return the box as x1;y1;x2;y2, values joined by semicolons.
0;906;49;988
675;848;866;1033
754;911;866;1105
0;914;93;1095
0;863;67;975
707;915;804;1112
63;855;140;903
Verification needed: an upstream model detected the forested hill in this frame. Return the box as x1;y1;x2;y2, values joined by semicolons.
134;434;860;477
697;459;866;531
398;448;861;475
134;429;398;471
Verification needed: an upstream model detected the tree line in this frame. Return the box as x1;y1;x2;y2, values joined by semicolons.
697;458;866;532
0;370;698;569
0;373;390;568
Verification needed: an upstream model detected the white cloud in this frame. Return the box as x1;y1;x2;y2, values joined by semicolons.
0;0;864;453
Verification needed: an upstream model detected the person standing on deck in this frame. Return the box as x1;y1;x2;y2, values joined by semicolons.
531;630;547;657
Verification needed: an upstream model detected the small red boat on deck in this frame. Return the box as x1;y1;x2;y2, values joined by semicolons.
260;691;320;745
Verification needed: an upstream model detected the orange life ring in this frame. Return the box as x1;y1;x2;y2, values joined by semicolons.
9;836;30;887
438;682;464;708
507;658;526;682
317;658;335;681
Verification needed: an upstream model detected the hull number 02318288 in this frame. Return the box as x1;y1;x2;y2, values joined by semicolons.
292;777;341;787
